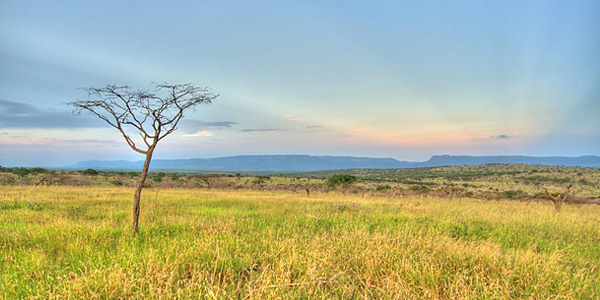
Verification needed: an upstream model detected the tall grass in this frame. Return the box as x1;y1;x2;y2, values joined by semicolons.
1;186;598;299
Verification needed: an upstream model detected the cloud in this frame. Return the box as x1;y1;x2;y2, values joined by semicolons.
0;137;121;146
182;130;214;137
285;114;307;122
183;120;237;128
180;120;237;134
0;99;36;115
241;128;285;133
0;99;105;128
493;134;512;139
306;125;323;129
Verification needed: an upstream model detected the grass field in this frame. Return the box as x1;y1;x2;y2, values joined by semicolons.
3;164;599;204
1;186;599;299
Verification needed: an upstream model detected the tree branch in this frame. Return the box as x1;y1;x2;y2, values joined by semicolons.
70;82;218;153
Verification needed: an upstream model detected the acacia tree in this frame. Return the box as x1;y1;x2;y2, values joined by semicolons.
326;174;357;194
541;184;573;213
69;83;218;233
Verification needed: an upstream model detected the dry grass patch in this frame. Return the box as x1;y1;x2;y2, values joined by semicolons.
1;186;598;299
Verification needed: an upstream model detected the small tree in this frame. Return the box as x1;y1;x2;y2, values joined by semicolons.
69;83;218;233
82;168;100;176
10;167;30;178
541;184;573;213
303;183;320;197
326;174;357;194
198;174;225;190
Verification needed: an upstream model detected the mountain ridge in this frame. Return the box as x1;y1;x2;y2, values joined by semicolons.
68;154;600;171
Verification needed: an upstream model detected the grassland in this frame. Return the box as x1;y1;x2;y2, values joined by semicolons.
2;164;599;203
1;186;599;299
295;164;600;200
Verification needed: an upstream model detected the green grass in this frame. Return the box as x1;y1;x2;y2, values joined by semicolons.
1;186;599;299
296;164;600;199
3;164;599;204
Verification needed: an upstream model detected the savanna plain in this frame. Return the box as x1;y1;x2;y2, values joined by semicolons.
1;166;599;299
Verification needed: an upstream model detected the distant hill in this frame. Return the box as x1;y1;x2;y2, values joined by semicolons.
68;154;600;172
420;155;600;168
70;155;417;172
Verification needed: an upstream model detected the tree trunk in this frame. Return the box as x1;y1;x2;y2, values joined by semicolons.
132;148;154;234
554;200;562;213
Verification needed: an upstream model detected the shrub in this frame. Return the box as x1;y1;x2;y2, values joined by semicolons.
82;168;100;176
503;190;526;199
10;167;30;177
376;184;392;191
152;173;164;183
29;167;47;174
326;174;357;189
410;185;429;192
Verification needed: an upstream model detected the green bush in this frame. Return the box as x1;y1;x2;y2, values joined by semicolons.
410;185;429;192
82;169;100;176
29;167;47;174
152;173;164;183
503;190;525;199
10;167;30;177
326;174;357;189
376;184;392;191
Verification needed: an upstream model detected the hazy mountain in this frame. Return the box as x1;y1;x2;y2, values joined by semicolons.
70;155;417;172
420;155;600;168
69;154;600;172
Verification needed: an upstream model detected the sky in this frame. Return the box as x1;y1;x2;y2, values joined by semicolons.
1;0;599;167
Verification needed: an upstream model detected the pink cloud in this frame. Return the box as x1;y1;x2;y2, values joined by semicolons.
182;130;214;137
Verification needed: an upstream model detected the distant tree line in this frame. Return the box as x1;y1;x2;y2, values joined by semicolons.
1;167;597;210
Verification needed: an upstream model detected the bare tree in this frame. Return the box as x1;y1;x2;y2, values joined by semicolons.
290;183;319;197
0;174;16;186
197;174;225;190
36;172;60;187
69;83;218;233
541;184;573;213
304;184;319;197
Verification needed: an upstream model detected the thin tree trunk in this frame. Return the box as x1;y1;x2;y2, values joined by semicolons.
132;148;154;234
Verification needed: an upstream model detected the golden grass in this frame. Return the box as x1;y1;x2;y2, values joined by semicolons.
1;186;599;299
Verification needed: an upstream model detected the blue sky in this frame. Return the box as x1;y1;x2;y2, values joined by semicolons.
1;0;599;167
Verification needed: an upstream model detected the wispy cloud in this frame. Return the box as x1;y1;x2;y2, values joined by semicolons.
183;120;237;129
182;130;214;137
241;128;285;133
306;125;323;129
0;99;105;128
180;120;237;135
0;137;121;146
285;114;307;122
0;99;36;115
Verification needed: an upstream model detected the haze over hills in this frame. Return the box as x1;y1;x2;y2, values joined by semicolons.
68;155;600;172
418;155;600;168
